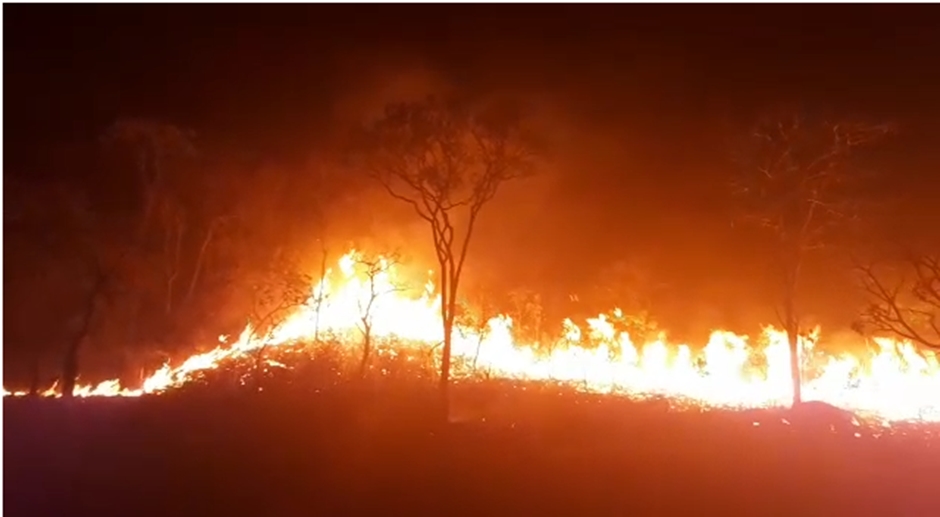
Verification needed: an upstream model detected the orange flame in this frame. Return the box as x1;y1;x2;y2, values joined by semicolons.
5;250;939;423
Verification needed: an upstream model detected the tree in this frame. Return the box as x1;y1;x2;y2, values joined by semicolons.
352;251;404;377
102;118;197;239
100;119;206;355
5;180;116;397
856;255;940;349
244;251;311;384
507;288;545;348
354;96;537;416
733;112;892;407
455;289;499;374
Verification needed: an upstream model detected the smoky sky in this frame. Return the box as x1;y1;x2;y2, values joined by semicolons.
5;4;940;337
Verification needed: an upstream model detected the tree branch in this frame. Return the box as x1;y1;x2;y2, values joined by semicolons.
856;261;940;349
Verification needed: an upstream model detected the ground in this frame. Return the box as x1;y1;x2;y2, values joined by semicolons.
4;382;938;517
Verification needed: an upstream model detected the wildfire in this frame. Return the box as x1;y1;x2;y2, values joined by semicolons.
5;250;939;423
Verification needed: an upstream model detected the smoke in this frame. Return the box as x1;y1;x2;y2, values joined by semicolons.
329;55;454;127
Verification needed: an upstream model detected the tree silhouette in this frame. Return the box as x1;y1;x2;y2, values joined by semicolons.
856;255;940;349
244;251;311;387
352;252;404;377
7;181;115;398
733;112;892;406
354;96;537;417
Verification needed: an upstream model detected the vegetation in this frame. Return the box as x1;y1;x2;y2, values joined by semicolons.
732;112;893;406
4;119;332;394
857;255;940;349
5;103;936;411
351;96;539;417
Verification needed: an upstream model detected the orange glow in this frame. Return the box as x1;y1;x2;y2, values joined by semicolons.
5;249;939;424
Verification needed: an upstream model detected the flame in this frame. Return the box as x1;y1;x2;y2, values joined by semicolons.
5;250;939;423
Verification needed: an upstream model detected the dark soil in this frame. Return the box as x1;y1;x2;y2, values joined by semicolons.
4;384;938;517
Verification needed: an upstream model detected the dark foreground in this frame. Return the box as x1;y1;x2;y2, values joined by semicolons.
5;384;939;517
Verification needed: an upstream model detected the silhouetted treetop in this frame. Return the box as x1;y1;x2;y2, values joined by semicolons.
352;95;538;219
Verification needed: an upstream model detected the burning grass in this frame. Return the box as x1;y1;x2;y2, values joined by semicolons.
6;250;940;426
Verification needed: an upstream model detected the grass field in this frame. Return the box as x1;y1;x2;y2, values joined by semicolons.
5;381;939;517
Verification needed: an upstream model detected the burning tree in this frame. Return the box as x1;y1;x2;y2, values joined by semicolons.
733;112;892;406
856;255;940;349
353;96;538;415
353;251;404;377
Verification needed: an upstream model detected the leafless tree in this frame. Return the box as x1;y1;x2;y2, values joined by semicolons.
245;252;311;383
354;95;538;416
733;112;893;406
159;198;186;314
456;289;499;373
182;215;225;308
103;119;197;239
353;252;404;377
61;263;110;398
102;119;205;347
24;184;115;398
856;255;940;349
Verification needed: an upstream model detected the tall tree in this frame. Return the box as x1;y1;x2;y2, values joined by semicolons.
733;112;892;407
101;119;201;353
353;96;538;417
5;180;115;397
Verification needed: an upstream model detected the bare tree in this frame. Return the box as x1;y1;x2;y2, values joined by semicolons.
158;198;186;314
182;215;226;308
245;252;311;384
103;119;197;238
733;112;892;406
61;263;110;398
102;119;202;350
455;290;499;373
354;96;538;416
856;255;940;349
18;183;116;398
353;252;404;377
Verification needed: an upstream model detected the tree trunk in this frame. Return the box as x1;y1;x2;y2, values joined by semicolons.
787;323;802;407
313;248;328;343
471;334;484;372
359;332;372;378
63;275;102;398
783;264;802;408
184;223;217;307
439;316;453;420
784;291;802;407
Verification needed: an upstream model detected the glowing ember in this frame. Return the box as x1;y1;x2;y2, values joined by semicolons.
5;250;939;423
